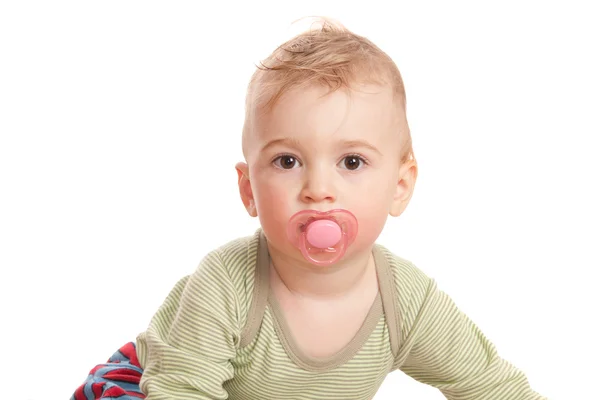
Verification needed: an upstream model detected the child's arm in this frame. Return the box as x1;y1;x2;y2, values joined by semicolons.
394;266;546;399
136;250;240;399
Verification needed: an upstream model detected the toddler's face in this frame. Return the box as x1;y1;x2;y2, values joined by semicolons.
238;84;415;264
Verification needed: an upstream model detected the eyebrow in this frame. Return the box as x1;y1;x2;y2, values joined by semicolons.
260;137;383;156
260;137;303;153
342;139;383;156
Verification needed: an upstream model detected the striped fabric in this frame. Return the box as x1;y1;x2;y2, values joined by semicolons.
130;229;546;399
71;342;144;400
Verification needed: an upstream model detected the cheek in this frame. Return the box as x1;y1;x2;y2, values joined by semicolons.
353;205;388;248
253;179;292;228
252;177;301;256
347;174;396;245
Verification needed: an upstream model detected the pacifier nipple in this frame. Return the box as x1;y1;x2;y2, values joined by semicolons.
305;220;342;249
287;209;358;266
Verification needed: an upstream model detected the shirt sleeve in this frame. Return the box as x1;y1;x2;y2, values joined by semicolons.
135;249;241;400
394;267;546;400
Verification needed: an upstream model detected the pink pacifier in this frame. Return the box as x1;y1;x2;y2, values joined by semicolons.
286;209;358;266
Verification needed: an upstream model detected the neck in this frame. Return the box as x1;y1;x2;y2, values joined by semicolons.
267;241;375;301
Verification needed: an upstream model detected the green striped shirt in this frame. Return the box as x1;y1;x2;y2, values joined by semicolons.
136;229;545;399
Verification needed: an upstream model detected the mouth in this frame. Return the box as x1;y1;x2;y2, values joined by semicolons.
299;215;338;232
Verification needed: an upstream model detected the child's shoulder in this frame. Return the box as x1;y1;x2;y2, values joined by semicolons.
372;243;439;358
212;228;262;263
188;229;262;305
196;228;262;270
373;242;435;295
374;243;426;276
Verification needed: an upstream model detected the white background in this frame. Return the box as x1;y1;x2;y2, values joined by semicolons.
1;1;598;399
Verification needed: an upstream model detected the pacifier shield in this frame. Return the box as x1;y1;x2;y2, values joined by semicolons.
286;209;358;266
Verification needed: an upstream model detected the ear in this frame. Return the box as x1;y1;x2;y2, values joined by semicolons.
235;162;257;217
389;160;418;217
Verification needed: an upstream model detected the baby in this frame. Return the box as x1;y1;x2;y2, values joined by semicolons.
72;19;546;400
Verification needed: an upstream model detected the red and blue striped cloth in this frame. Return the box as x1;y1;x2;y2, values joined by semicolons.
71;342;145;399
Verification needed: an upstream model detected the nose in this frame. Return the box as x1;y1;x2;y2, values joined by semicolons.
300;168;336;204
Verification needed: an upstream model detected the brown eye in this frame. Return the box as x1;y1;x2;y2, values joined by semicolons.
276;155;299;169
342;155;363;170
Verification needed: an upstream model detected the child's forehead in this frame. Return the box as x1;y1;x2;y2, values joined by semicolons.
256;85;399;141
271;83;395;111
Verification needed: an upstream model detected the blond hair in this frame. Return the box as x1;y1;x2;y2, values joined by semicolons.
242;18;415;164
